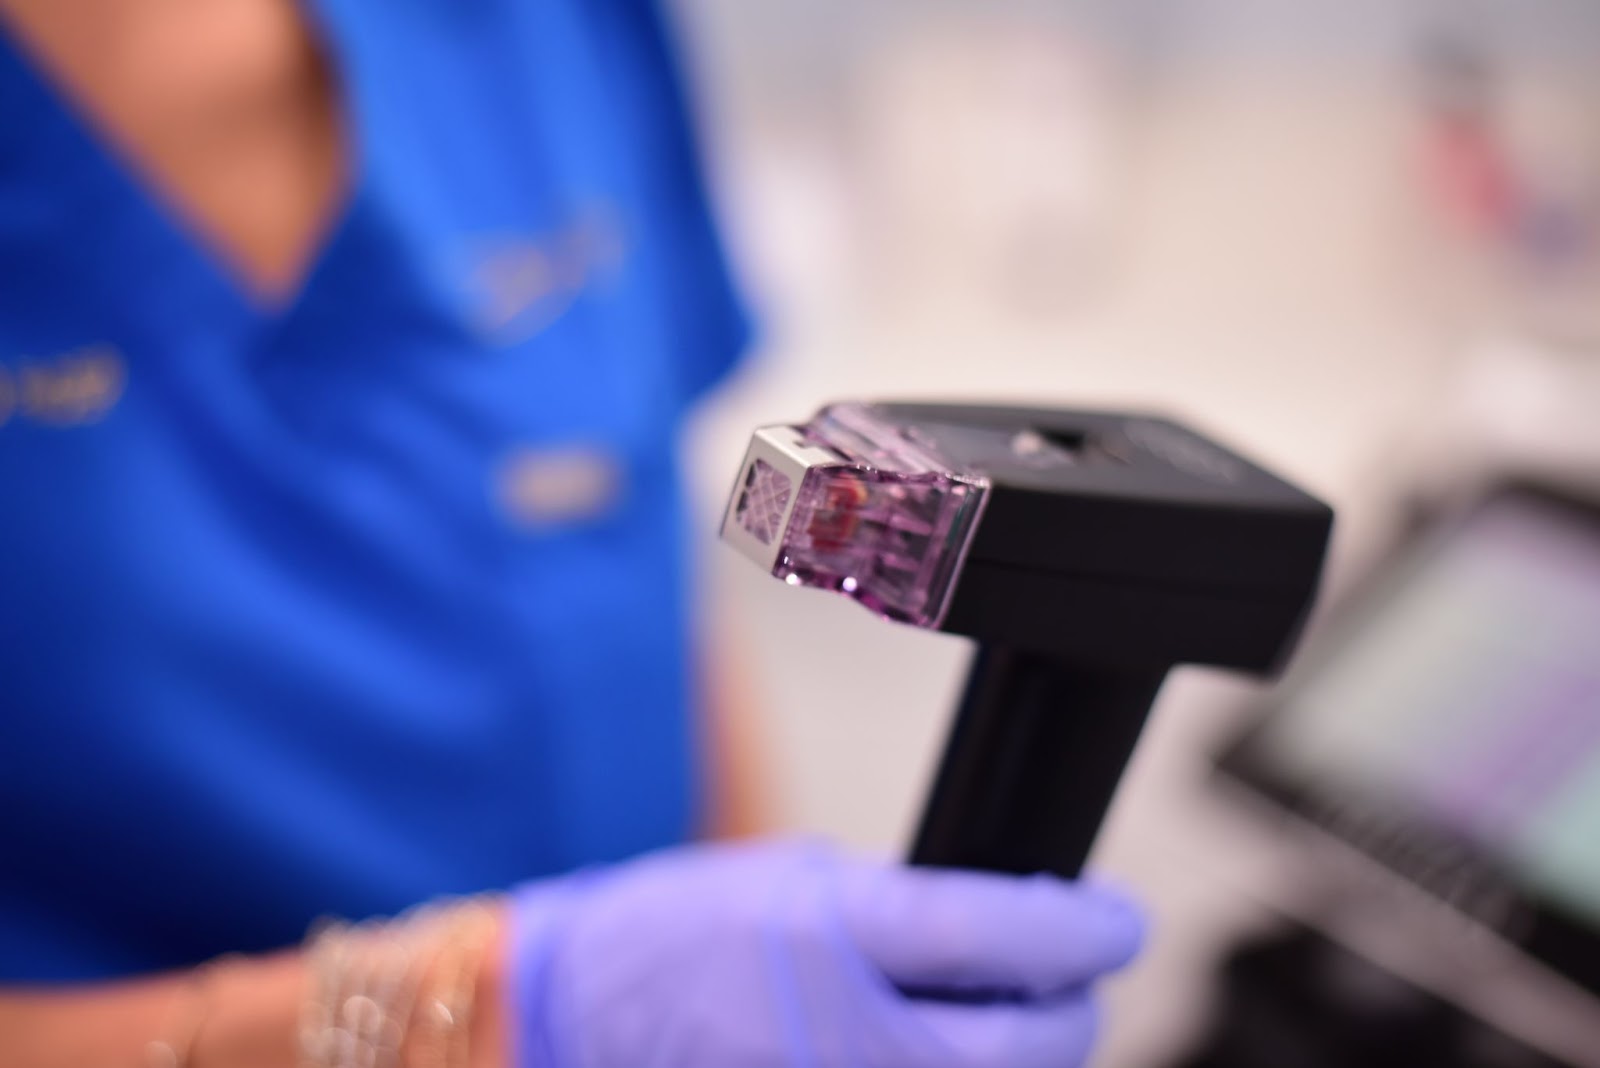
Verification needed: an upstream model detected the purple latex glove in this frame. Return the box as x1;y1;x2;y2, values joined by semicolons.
506;840;1143;1068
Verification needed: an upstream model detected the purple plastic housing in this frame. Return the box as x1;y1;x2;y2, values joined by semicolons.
727;403;989;628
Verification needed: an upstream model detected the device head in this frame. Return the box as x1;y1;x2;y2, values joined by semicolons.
722;402;1332;674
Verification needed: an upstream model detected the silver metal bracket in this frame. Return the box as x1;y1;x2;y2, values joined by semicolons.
720;424;844;574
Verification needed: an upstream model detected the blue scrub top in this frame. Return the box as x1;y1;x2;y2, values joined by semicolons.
0;0;748;981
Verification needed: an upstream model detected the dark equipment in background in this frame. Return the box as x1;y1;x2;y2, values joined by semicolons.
1198;479;1600;1068
722;401;1332;878
1219;481;1600;999
1171;923;1572;1068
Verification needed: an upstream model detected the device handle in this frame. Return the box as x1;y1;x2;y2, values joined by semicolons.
909;647;1168;879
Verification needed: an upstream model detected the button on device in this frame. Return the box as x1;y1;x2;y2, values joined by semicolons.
496;446;623;528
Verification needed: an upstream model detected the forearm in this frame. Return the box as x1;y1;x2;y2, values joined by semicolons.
0;906;511;1068
0;953;302;1068
701;620;779;840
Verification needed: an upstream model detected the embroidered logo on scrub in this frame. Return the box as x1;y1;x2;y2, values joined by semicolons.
454;208;625;348
495;445;624;529
0;345;125;428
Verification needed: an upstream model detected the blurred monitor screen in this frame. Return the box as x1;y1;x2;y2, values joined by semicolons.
1220;483;1600;997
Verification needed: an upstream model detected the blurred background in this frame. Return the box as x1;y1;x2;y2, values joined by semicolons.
671;1;1600;1065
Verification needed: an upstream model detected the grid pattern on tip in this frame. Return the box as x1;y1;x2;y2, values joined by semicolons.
734;458;793;546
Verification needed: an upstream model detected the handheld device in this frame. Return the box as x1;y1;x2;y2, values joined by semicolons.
722;401;1332;878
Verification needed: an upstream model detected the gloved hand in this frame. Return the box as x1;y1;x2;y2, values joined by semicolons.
506;840;1143;1068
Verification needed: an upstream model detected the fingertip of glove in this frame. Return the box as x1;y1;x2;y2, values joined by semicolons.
1035;875;1147;970
1091;899;1147;972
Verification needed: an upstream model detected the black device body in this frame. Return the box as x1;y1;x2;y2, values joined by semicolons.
874;403;1333;879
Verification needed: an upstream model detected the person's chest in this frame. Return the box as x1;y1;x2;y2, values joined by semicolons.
0;0;697;705
0;3;748;977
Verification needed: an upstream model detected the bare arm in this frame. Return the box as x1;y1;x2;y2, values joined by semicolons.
701;620;780;840
0;911;510;1068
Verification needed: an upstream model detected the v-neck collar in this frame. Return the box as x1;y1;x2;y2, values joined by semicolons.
0;5;369;342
